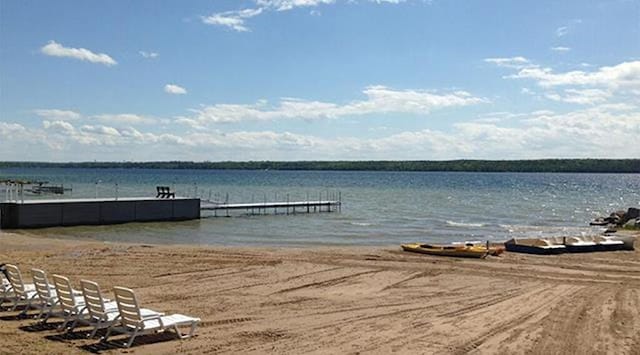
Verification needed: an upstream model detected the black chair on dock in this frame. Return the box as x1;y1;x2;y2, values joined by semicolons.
156;186;175;199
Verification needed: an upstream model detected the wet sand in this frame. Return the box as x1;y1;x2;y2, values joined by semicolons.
1;230;639;355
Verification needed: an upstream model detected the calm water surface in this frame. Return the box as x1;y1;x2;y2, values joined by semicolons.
1;168;639;246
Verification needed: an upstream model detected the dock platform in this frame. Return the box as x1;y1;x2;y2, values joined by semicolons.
201;200;341;217
0;197;200;229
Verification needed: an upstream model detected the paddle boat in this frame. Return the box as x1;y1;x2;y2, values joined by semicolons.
504;238;566;255
401;243;489;258
605;233;637;250
562;235;625;252
557;236;598;253
592;235;625;251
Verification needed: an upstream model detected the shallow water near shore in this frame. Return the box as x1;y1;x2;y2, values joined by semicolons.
1;168;639;246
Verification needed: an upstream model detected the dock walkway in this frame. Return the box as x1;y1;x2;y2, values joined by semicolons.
201;200;341;216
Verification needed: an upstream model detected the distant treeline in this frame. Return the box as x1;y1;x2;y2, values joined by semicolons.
1;159;639;173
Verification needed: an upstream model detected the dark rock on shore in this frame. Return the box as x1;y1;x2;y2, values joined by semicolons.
626;207;639;220
591;207;640;229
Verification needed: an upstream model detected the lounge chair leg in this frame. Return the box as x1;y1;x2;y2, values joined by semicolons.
173;322;197;339
173;325;184;339
58;319;69;331
36;306;46;320
68;316;80;332
43;309;53;323
20;294;37;316
101;327;113;343
125;330;138;348
18;302;29;316
89;324;99;338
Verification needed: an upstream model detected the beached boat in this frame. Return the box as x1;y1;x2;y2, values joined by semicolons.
561;235;625;252
401;243;489;258
605;234;637;250
452;241;505;256
560;236;598;253
591;235;625;251
504;238;566;255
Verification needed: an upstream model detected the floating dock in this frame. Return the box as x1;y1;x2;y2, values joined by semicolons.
0;197;200;229
201;200;341;217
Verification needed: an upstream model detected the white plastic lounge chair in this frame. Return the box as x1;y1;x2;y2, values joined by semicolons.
31;268;62;322
79;279;120;338
80;280;160;338
51;274;91;331
104;286;199;348
2;265;36;307
1;274;13;304
5;264;40;314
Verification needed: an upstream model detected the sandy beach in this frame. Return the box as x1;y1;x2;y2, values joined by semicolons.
1;231;639;355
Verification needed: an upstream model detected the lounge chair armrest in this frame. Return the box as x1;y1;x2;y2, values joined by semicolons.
141;313;163;321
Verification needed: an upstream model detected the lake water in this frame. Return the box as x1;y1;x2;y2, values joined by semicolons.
1;168;639;246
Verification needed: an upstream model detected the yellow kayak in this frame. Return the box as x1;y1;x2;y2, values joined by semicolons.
401;243;489;258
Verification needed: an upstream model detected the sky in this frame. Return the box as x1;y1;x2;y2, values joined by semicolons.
0;0;639;162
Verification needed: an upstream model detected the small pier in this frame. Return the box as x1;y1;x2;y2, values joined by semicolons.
201;199;341;217
1;179;71;198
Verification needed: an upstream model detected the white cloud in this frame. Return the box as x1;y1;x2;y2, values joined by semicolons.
555;19;582;37
256;0;407;10
507;61;640;89
33;109;157;125
92;114;157;125
4;103;639;160
203;0;416;31
0;122;28;136
255;0;335;11
555;26;569;37
544;89;612;105
43;120;76;135
164;84;187;95
81;124;122;137
40;40;117;66
201;8;263;32
369;0;407;3
520;88;534;95
139;51;159;59
484;56;532;69
33;109;81;121
185;85;486;125
550;46;571;52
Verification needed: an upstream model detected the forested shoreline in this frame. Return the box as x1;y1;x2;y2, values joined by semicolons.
1;159;638;173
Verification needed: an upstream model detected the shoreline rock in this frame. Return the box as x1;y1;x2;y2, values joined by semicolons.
591;207;640;229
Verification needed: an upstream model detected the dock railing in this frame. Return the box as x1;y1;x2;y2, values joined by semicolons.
200;190;342;217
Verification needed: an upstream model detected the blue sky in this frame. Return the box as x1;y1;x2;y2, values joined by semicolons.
1;0;638;161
